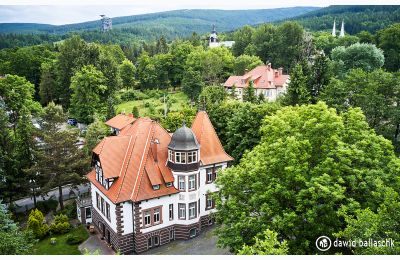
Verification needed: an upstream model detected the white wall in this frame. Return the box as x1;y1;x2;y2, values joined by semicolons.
91;183;118;233
122;201;134;235
139;162;227;234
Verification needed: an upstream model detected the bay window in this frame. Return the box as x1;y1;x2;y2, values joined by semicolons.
187;151;197;163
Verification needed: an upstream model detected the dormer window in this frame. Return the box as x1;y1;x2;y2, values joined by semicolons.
166;182;173;187
153;184;160;190
168;150;173;162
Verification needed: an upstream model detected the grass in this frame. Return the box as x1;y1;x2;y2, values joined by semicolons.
31;225;89;255
116;91;190;117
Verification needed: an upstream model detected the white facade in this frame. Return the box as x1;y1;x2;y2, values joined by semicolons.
91;183;118;233
89;162;227;236
231;82;288;102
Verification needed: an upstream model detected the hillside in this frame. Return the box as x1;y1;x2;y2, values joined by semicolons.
0;7;318;35
0;7;318;34
286;5;400;34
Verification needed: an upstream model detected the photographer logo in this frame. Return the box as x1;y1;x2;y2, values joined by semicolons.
316;236;332;251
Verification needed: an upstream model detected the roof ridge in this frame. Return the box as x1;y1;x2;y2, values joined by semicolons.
130;121;154;201
114;135;137;203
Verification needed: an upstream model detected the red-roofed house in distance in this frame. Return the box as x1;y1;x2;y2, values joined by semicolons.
224;63;290;101
79;111;233;254
105;113;136;135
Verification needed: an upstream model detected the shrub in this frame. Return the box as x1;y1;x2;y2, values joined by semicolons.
49;214;70;234
144;102;151;108
144;89;164;99
26;209;49;239
66;234;85;245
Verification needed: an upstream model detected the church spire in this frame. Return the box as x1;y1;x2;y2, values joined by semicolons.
332;19;336;37
339;20;345;37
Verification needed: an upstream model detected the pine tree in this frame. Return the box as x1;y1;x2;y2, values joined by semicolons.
243;81;257;103
283;64;310;106
29;102;89;209
309;52;331;103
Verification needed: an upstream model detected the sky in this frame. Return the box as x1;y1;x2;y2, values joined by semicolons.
0;0;397;25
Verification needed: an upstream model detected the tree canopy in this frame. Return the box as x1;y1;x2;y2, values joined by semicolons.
216;102;400;254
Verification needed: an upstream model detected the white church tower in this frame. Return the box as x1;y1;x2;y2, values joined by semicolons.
209;24;219;48
332;19;336;37
339;20;345;37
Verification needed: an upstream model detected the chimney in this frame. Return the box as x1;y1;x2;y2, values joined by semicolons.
151;138;160;162
275;71;279;78
267;63;271;70
244;69;249;74
278;67;283;76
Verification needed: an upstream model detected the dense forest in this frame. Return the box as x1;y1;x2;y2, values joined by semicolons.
288;5;400;34
1;5;400;255
0;7;317;49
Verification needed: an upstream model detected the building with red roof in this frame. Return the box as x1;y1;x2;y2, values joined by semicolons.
224;63;290;101
81;111;233;254
105;113;136;135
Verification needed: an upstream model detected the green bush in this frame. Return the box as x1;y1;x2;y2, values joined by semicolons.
36;199;58;214
144;89;164;99
27;208;49;239
144;102;151;108
66;234;85;245
49;214;70;234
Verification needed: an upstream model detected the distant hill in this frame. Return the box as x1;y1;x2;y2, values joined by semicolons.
0;7;319;35
286;5;400;34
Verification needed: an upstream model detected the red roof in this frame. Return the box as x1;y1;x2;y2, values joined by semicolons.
87;111;233;203
224;64;289;89
191;111;233;165
105;114;136;130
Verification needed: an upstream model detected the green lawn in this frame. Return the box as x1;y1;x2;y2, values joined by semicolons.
116;91;190;117
32;225;89;255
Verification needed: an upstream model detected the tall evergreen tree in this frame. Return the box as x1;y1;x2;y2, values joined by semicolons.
243;81;257;103
29;102;89;209
283;64;310;106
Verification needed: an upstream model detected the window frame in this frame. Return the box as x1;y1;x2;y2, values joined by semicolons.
187;151;197;163
206;193;215;210
142;206;163;228
168;150;174;162
188;174;196;191
100;197;105;214
153;208;161;224
178;176;185;191
178;203;186;220
105;202;110;221
188;202;197;219
206;167;214;184
169;204;174;220
144;210;151;227
175;152;186;164
96;193;100;209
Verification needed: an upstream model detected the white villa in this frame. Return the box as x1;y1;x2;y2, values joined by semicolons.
78;111;233;254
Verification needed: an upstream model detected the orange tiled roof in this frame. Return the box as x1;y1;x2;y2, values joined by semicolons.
105;114;136;130
191;111;233;165
224;65;289;89
88;118;179;203
87;112;233;203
